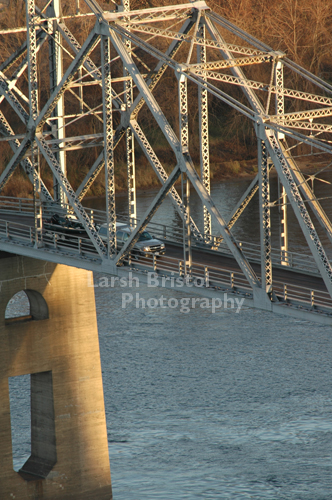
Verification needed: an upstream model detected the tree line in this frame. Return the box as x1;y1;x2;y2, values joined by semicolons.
0;0;331;198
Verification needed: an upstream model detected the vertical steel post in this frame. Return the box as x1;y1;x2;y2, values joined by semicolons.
27;0;38;121
182;172;192;277
101;35;116;258
280;182;288;265
178;74;189;154
258;138;272;294
78;67;84;114
122;0;137;227
26;0;42;247
47;0;66;207
204;266;209;287
276;60;288;265
178;72;192;276
197;20;211;240
311;290;314;307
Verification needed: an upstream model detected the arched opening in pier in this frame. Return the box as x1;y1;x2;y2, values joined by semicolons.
5;290;55;480
5;289;49;324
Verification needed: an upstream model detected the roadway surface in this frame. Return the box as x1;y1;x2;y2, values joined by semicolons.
0;211;327;294
164;243;328;293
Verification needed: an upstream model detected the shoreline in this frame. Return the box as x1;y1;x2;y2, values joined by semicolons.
0;157;325;201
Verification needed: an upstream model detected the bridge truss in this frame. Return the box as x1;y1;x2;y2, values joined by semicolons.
1;0;332;319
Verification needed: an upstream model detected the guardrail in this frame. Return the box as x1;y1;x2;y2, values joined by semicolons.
130;253;332;314
273;280;332;312
132;217;320;276
0;217;100;262
0;196;35;215
0;212;331;315
0;195;325;277
130;254;255;296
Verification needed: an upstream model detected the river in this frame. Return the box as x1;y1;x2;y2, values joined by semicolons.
96;278;332;500
7;175;332;499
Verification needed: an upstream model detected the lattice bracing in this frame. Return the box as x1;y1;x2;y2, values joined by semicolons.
123;0;137;226
259;139;272;293
101;35;116;258
26;0;38;121
1;0;332;307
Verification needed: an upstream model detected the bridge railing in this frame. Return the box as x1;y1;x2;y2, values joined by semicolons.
0;218;35;243
42;230;99;260
133;253;332;314
143;219;320;276
0;196;35;215
0;195;324;277
0;217;100;262
1;213;332;315
132;253;253;294
273;280;332;312
230;240;319;275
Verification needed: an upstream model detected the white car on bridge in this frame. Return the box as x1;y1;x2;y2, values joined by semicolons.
98;222;166;258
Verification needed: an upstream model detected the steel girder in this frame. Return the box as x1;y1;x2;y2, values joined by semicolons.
26;0;38;122
275;60;288;264
0;10;110;249
103;22;261;289
57;22;123;110
128;24;264;57
129;119;202;240
0;23;53;202
187;70;332;109
0;72;30;124
101;35;116;258
36;135;106;257
76;151;105;201
202;13;332;296
279;177;288;266
0;136;31;189
178;73;192;275
26;0;43;245
258;138;272;293
61;12;203;241
197;21;211;238
264;131;332;297
0;110;52;202
130;17;195;119
280;142;332;246
1;0;332;304
47;0;66;206
115;165;181;265
35;27;101;132
122;0;137;226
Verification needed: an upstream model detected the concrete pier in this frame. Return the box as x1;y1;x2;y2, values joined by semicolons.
0;253;112;500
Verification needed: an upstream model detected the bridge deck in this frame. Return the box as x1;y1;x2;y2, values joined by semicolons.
0;211;326;287
167;243;327;293
0;210;331;321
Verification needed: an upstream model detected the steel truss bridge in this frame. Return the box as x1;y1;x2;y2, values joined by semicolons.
1;0;332;324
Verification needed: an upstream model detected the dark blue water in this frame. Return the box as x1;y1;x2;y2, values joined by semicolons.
7;176;332;498
96;279;332;500
7;273;332;499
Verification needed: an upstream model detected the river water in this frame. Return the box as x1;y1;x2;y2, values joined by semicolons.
97;174;332;499
85;173;332;258
97;279;332;500
7;175;332;499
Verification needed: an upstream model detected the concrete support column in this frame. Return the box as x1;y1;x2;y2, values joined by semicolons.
0;254;112;500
